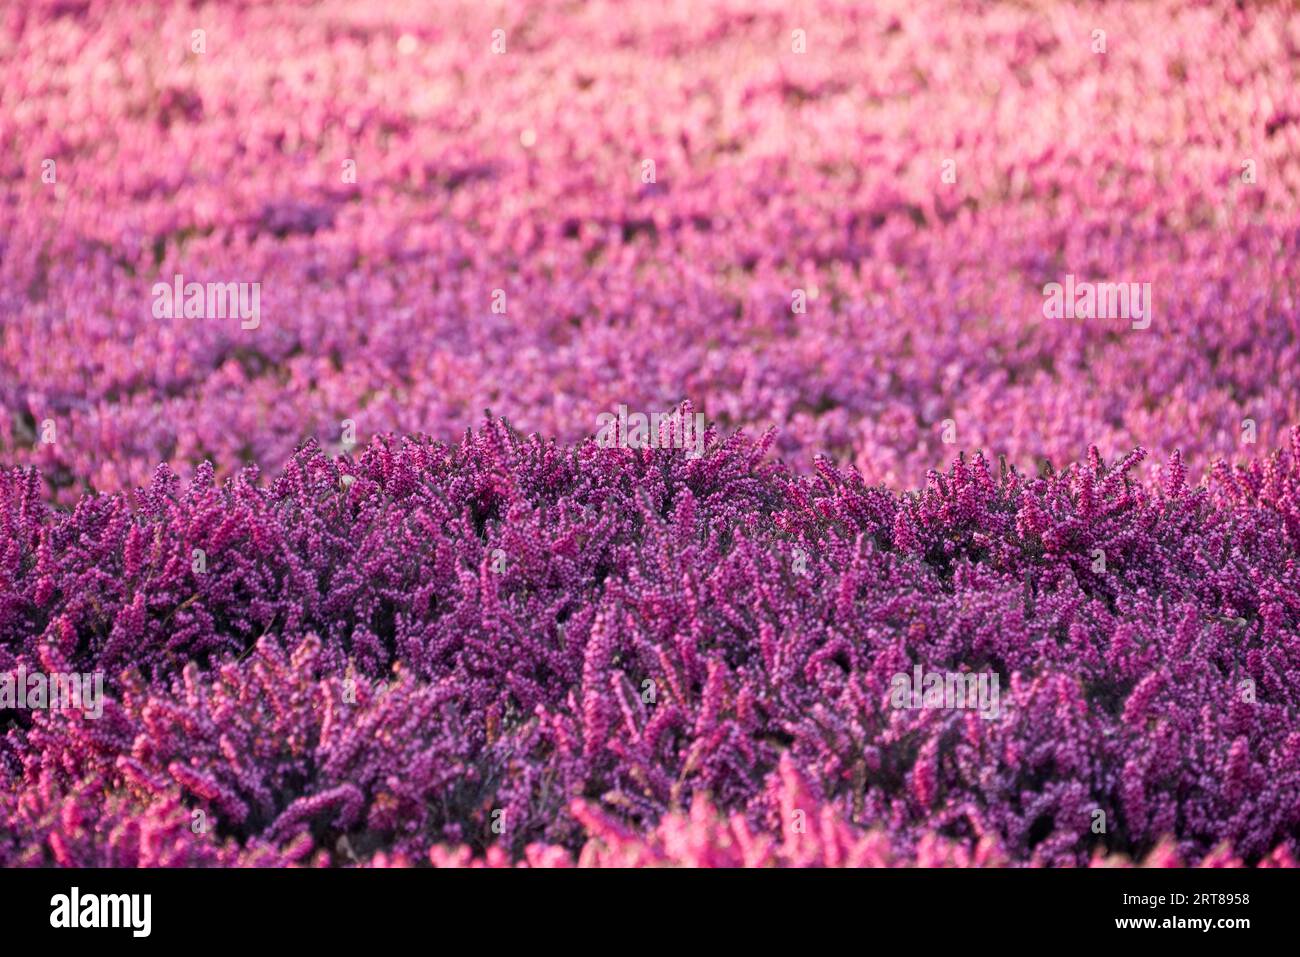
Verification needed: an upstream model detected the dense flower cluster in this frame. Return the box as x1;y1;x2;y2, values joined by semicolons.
3;420;1299;865
2;0;1299;503
2;0;1298;869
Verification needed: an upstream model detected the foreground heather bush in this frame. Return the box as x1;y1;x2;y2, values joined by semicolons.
3;419;1299;866
3;1;1298;499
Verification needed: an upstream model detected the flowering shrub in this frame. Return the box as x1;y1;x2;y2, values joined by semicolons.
2;0;1299;868
3;421;1299;866
2;0;1298;503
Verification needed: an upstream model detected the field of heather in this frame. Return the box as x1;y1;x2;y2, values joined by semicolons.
1;0;1299;870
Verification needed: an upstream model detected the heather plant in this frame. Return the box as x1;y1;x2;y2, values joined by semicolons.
3;0;1300;871
3;420;1299;865
2;0;1298;500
